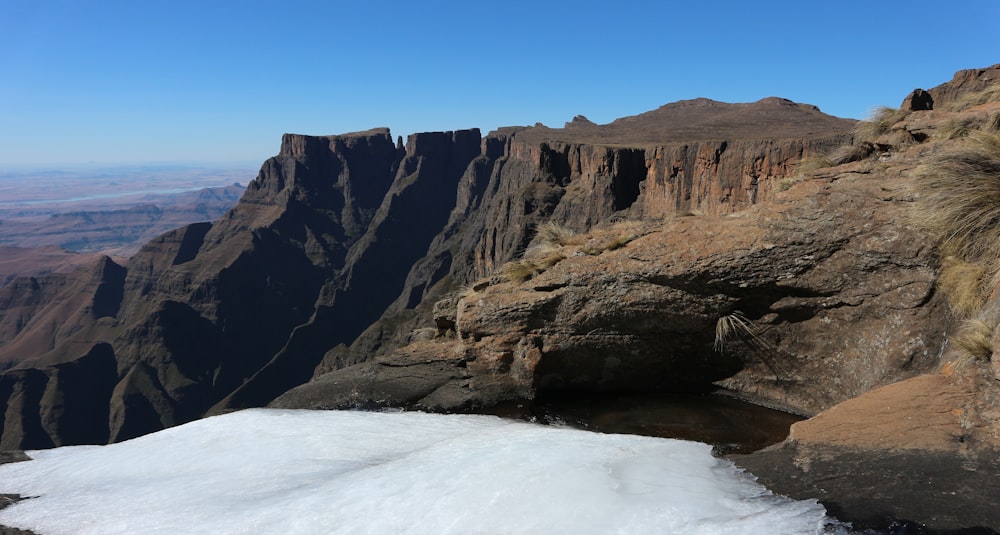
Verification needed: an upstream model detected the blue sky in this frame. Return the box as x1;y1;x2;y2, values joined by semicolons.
1;0;997;167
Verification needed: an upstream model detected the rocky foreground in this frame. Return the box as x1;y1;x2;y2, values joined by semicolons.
1;64;1000;531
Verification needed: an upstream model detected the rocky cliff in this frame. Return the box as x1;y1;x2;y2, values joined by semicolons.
0;91;890;450
0;127;480;446
273;156;947;416
326;99;854;373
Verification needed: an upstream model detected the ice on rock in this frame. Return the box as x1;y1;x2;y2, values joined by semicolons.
0;409;844;534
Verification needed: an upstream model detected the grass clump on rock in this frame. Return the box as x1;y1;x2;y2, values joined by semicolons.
942;85;1000;112
496;220;648;284
499;253;566;283
953;319;995;362
854;106;910;142
915;132;1000;275
915;132;1000;363
714;311;757;353
535;221;583;247
936;257;991;319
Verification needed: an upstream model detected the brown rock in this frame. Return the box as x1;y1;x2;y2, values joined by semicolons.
733;443;1000;531
786;374;969;451
901;88;934;110
928;63;1000;110
0;246;107;287
334;100;857;373
0;343;116;449
732;374;1000;531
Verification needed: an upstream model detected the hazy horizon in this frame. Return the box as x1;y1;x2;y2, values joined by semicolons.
2;0;998;167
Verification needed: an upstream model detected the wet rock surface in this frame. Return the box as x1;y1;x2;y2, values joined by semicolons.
734;445;1000;533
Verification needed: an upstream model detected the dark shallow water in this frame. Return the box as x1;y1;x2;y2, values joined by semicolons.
486;390;804;454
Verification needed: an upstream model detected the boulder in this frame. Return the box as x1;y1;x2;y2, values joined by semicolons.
901;87;934;110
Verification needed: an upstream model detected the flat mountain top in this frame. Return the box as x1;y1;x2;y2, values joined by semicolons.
498;97;857;146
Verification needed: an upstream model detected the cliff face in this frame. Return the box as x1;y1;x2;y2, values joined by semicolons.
926;64;1000;110
640;136;850;217
274;165;947;416
0;128;481;447
333;106;854;372
0;97;859;448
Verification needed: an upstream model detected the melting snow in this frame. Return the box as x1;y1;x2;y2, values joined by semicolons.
0;409;844;534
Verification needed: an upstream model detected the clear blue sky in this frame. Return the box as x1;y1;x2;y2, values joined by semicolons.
1;0;997;167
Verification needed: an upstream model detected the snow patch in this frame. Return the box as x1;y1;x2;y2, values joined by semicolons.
0;409;843;534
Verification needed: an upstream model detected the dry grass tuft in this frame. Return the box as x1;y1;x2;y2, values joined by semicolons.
794;153;834;175
579;221;644;255
499;220;648;283
953;318;995;361
499;253;566;283
914;132;1000;278
602;233;635;251
830;142;877;165
983;112;1000;133
714;311;757;353
793;143;875;177
854;106;910;142
523;241;562;259
500;260;539;283
676;210;703;217
534;251;566;270
774;177;800;192
942;85;1000;112
936;116;984;140
937;257;991;318
535;221;582;247
916;130;1000;367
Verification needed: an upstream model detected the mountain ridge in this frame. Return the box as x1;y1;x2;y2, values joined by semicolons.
497;95;855;146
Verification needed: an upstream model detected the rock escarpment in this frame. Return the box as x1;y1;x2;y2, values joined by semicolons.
273;163;947;416
0;96;864;449
330;99;855;371
0;128;484;446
